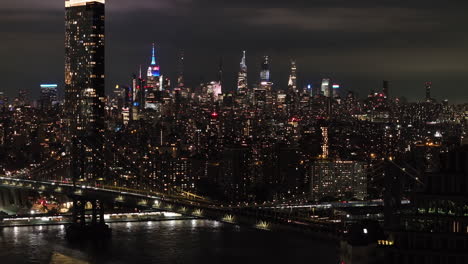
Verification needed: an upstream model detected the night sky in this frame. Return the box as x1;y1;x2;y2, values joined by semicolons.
1;0;467;102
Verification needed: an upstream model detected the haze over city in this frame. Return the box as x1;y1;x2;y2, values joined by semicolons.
0;1;467;264
2;0;468;102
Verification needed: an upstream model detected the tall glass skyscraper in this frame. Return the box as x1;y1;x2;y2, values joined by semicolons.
237;51;248;94
260;56;270;83
288;59;297;93
65;0;105;134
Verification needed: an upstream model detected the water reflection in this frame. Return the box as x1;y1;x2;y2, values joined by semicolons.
0;220;338;264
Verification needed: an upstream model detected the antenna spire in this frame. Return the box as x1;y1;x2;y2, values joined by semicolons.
151;43;156;65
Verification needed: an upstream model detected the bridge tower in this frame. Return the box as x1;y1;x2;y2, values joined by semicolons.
67;198;110;240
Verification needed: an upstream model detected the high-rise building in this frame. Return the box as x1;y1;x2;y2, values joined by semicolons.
425;81;432;102
382;80;389;98
40;84;58;110
310;160;367;201
288;59;297;93
217;57;224;86
237;51;248;94
332;84;340;98
321;78;331;97
145;43;161;109
259;56;272;91
131;68;145;120
146;43;161;89
65;0;105;133
177;50;185;88
260;56;270;83
65;0;105;182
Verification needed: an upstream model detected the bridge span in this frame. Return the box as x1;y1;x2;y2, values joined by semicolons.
0;175;342;240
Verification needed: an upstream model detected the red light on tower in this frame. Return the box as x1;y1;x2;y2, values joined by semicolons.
211;112;219;118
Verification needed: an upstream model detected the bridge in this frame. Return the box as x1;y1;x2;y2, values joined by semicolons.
0;140;416;241
0;171;342;240
0;132;365;240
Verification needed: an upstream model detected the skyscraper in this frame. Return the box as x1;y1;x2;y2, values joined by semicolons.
237;51;248;94
146;43;161;89
177;50;185;88
383;80;389;98
425;81;432;102
145;43;161;109
65;0;105;182
321;78;331;97
65;0;105;133
40;84;58;111
217;57;224;87
260;56;270;83
259;56;272;91
288;59;297;93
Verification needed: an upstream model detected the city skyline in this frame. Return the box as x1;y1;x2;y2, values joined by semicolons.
1;0;468;102
1;1;468;263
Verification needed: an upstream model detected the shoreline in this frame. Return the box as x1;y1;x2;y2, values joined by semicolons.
0;216;199;228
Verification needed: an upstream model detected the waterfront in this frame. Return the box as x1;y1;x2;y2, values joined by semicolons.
0;220;338;264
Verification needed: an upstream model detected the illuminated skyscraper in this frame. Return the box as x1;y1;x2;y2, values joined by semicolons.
65;0;105;133
65;0;105;182
260;56;270;83
321;78;331;97
145;43;161;109
288;59;297;93
40;84;58;111
332;84;340;98
146;43;161;89
259;56;273;91
237;51;248;94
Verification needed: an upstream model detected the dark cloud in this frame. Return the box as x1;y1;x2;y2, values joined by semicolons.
1;0;467;102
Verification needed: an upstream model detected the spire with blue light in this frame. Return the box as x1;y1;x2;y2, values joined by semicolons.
147;43;160;77
151;43;156;65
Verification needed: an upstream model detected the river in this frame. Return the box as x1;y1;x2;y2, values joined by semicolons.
0;220;339;264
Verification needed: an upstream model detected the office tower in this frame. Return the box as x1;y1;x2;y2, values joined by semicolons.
65;0;105;133
237;51;248;94
177;50;185;88
332;84;340;98
260;56;270;83
321;78;331;97
288;59;297;93
259;56;273;91
383;80;389;98
131;68;145;120
217;57;224;86
425;81;432;102
40;84;58;110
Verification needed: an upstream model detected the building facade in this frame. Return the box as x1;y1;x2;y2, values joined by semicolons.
310;159;367;201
